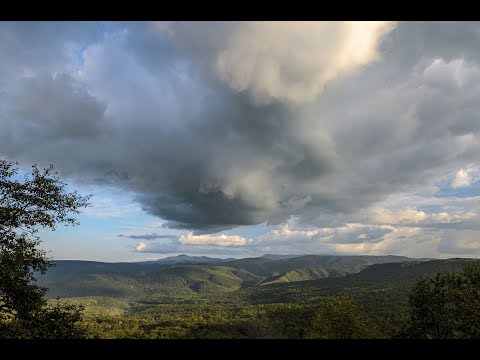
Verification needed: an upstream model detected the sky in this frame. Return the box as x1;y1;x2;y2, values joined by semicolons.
2;21;480;262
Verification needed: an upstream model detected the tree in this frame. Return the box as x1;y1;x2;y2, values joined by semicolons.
401;261;480;339
0;159;90;338
307;295;383;339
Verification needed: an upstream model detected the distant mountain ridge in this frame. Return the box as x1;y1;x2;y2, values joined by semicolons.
260;254;304;260
38;254;422;299
238;258;479;305
139;254;235;265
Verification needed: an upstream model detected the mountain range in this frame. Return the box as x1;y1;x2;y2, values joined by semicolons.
38;254;439;300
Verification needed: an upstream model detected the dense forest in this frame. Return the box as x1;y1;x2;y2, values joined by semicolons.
38;255;480;339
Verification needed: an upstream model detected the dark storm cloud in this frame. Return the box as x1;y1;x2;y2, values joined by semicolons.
118;233;174;240
8;73;106;138
2;21;480;235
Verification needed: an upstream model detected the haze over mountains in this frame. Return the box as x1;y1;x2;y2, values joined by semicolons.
139;254;236;265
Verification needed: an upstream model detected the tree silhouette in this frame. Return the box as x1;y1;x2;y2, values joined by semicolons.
0;159;90;338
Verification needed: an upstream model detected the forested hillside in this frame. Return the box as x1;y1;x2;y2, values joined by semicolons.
38;254;415;299
36;255;480;339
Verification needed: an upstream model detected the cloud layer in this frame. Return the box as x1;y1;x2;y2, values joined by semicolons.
2;22;480;257
157;21;394;104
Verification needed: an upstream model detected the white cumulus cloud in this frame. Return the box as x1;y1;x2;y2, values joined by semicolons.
371;208;429;225
178;232;249;246
135;242;147;251
452;164;480;188
159;21;396;104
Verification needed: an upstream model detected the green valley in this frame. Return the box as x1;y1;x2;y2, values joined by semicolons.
37;255;479;339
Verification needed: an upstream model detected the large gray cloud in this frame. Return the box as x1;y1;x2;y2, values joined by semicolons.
2;21;480;237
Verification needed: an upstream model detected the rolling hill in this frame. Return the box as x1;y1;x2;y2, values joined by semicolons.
236;258;477;306
40;256;479;339
38;254;421;300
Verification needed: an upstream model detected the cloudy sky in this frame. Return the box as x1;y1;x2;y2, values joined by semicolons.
2;21;480;261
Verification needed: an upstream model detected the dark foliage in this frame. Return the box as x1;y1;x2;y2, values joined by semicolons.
0;159;90;338
401;260;480;339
